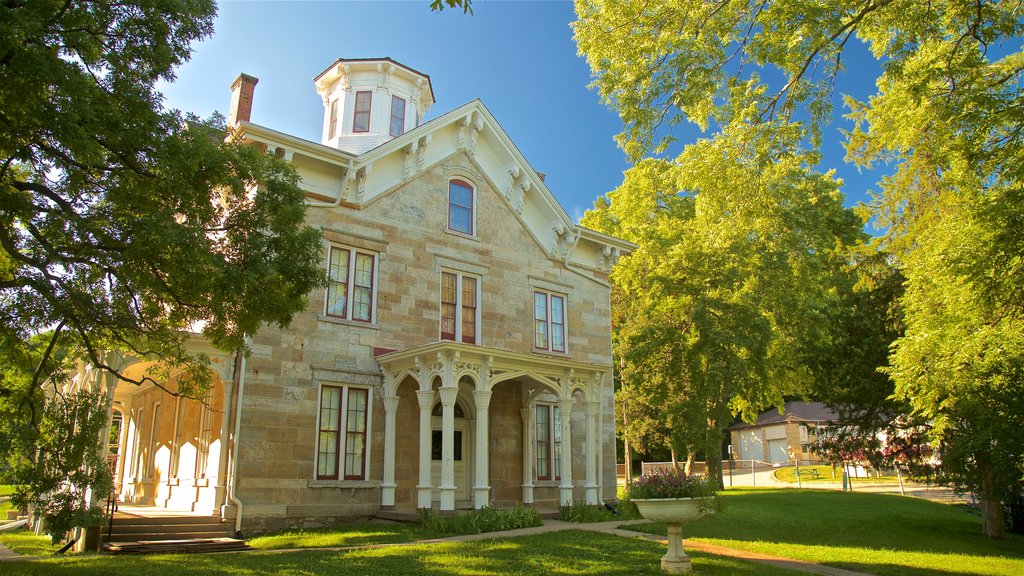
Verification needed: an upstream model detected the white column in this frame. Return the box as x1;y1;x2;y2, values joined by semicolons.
216;378;234;515
472;390;492;509
520;407;534;503
381;395;400;507
416;389;435;509
585;401;600;505
438;385;459;511
558;398;574;506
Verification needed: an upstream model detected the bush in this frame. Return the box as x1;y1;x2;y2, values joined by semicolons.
625;469;718;500
418;505;542;535
559;499;641;522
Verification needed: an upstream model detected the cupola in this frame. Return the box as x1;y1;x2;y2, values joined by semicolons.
313;58;435;155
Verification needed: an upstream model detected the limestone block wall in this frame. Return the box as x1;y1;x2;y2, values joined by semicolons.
234;151;618;529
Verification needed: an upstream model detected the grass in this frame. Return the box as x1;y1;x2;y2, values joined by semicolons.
622;488;1024;576
0;530;62;557
0;529;808;575
773;465;898;483
247;521;437;549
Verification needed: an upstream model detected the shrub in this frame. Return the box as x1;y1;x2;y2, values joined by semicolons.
559;499;641;522
625;469;718;500
418;505;542;535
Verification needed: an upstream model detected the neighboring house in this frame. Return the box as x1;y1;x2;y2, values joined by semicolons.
728;402;836;465
66;58;634;533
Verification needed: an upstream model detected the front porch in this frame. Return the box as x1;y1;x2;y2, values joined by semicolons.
375;341;611;513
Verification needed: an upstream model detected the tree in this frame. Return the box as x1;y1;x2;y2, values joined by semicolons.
583;128;863;487
575;0;1024;537
1;1;324;534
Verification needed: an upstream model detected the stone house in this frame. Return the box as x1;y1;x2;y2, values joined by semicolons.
70;58;634;533
728;402;836;465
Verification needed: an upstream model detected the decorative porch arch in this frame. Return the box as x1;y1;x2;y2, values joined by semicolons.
375;341;609;510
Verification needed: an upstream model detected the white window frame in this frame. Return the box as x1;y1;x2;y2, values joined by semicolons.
533;290;567;353
314;383;373;482
325;245;378;323
447;179;476;237
535;403;562;482
440;270;481;345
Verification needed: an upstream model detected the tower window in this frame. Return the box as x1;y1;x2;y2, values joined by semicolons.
390;95;406;137
353;91;372;133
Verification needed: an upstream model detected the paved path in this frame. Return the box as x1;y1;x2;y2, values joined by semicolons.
2;518;874;575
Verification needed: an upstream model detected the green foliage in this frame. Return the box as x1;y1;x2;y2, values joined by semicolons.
430;0;473;14
558;499;640;523
0;0;326;541
417;505;542;535
0;0;324;395
575;0;1024;538
5;387;112;543
583;129;863;485
626;470;719;500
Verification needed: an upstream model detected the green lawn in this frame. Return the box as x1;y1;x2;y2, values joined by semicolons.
773;465;898;483
623;488;1024;576
247;521;437;549
0;530;806;575
0;530;62;557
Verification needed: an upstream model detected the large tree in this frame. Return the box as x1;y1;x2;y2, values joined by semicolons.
583;129;862;487
1;1;323;533
575;0;1024;537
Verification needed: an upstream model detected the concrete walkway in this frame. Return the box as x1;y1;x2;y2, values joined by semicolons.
2;518;873;576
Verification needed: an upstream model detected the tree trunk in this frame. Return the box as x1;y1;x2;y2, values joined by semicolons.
671;447;680;471
684;451;695;475
979;463;1005;539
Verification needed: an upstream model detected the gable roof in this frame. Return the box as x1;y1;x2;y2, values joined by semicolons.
729;402;836;430
234;98;635;279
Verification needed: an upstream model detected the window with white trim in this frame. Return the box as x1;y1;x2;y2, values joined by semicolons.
325;245;376;323
353;91;372;133
440;271;479;344
328;98;339;139
534;291;566;353
389;95;406;137
448;180;474;235
536;403;561;481
316;385;369;480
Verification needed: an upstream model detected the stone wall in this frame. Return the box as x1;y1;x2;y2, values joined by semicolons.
234;152;618;530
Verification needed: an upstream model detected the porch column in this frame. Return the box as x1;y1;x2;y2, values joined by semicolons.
416;389;435;509
472;390;492;509
558;398;574;506
438;385;459;512
520;407;534;503
585;401;600;505
216;378;234;515
381;394;400;508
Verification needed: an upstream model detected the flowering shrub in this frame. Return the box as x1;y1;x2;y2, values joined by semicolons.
626;469;719;500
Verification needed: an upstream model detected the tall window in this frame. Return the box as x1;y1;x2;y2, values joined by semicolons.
536;404;561;481
353;91;372;133
325;246;375;322
328;98;339;139
441;271;478;344
448;180;474;235
317;385;369;480
534;291;566;352
389;95;406;137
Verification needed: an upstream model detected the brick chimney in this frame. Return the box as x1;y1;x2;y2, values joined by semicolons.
228;73;259;125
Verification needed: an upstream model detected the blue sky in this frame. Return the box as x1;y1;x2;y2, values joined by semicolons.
160;1;886;223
